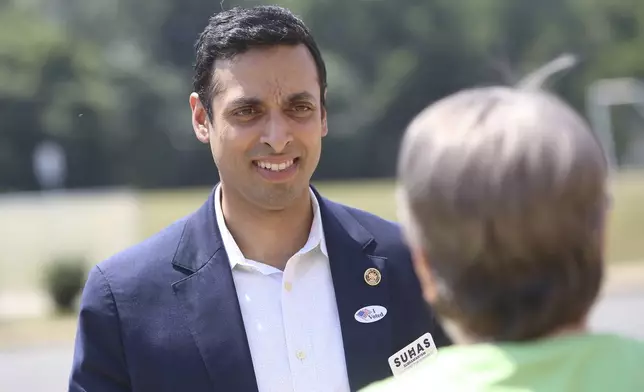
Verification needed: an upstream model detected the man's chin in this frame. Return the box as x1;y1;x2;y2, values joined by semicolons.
251;183;309;210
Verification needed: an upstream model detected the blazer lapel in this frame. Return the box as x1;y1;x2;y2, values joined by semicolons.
314;188;393;391
171;188;258;392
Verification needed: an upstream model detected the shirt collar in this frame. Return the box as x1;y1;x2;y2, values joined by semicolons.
214;184;328;270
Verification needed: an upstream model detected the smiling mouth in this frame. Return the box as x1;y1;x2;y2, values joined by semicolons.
253;158;299;172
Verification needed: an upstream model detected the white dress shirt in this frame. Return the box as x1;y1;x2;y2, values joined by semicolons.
214;184;351;392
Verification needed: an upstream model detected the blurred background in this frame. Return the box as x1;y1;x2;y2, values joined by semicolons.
1;0;644;390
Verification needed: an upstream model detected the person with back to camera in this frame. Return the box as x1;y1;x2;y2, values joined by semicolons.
67;5;451;392
361;63;644;391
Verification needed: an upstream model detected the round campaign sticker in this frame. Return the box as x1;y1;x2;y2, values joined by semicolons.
354;305;387;323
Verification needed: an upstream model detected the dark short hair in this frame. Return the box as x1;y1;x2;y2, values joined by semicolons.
193;5;327;118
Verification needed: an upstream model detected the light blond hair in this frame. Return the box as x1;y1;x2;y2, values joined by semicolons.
396;73;609;341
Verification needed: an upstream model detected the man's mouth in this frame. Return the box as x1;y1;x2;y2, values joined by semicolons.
253;158;299;172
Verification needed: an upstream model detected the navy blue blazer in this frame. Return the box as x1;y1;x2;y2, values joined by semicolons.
68;186;451;392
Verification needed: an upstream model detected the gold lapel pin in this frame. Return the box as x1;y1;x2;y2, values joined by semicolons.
364;267;381;286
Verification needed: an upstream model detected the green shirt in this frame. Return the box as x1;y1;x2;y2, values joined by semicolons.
361;333;644;392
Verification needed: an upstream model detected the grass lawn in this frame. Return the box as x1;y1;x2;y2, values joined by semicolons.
0;314;77;350
2;173;643;349
140;172;644;263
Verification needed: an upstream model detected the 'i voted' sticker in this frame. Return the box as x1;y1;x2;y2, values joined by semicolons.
388;332;438;377
354;305;387;323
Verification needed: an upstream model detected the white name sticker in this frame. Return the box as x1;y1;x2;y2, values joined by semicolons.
354;305;387;324
388;332;438;377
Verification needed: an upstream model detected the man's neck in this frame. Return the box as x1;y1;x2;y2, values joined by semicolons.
220;185;314;270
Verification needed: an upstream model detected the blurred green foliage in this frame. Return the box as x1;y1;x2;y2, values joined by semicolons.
2;0;644;191
42;255;87;314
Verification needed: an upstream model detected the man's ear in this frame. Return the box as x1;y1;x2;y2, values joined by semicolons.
321;89;328;137
190;92;210;144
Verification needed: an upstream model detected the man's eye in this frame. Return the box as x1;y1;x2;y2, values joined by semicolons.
292;105;313;113
234;107;257;116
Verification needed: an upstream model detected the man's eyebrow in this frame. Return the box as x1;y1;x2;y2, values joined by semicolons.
287;92;316;102
226;92;316;108
228;97;263;108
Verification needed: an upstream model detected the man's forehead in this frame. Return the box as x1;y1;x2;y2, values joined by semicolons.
211;45;320;103
215;44;315;70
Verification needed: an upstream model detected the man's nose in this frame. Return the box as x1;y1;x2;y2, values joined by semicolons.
261;113;293;153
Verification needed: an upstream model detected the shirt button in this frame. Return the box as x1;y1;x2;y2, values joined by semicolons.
284;282;293;292
296;351;306;360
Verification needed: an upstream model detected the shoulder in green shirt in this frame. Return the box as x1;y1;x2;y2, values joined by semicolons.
361;333;644;392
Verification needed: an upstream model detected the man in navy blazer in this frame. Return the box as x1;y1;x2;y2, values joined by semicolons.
68;5;451;392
